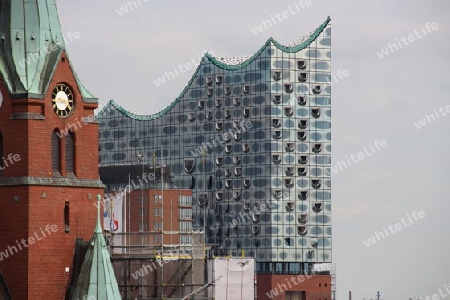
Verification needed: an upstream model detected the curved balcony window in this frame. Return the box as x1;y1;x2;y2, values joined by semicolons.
284;106;293;117
198;100;205;109
312;85;321;94
225;179;233;189
311;179;321;189
206;111;213;120
215;98;222;108
243;178;251;188
234;167;242;177
284;83;293;93
298;191;308;200
188;112;195;122
312;143;322;153
242;143;249;153
273;94;282;104
298;214;308;224
313;202;323;213
206;76;213;85
286;166;295;176
184;159;195;174
298;155;308;165
207;88;214;97
233;156;241;165
272;118;281;128
244;202;251;212
298;226;307;236
273;130;282;140
243;84;250;94
272;154;281;164
215;156;223;166
311;107;321;118
252;213;260;223
232;121;240;129
234;131;242;141
233;191;241;201
224;168;231;177
285;178;294;189
233;97;240;106
216;192;223;201
286;142;295;152
224;86;231;95
298;96;307;106
299;119;308;129
224;109;231;119
243;107;250;118
216;75;223;85
273;70;281;81
198;194;208;208
273;189;282;200
225;144;232;153
297;60;307;70
223;134;231;143
298;72;308;82
216;122;223;131
286;202;295;212
298;131;307;141
252;225;259;235
298;167;307;176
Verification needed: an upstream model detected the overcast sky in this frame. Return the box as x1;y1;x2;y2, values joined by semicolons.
56;0;450;298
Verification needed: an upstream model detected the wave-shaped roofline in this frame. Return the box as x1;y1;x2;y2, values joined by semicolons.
97;16;330;121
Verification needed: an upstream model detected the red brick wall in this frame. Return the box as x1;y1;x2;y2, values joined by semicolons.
0;52;103;300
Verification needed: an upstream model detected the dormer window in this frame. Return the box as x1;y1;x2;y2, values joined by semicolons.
284;106;293;117
273;70;282;81
252;225;259;235
298;96;307;106
224;110;231;119
272;118;281;128
298;226;307;236
312;85;321;94
224;168;231;177
215;156;223;166
233;97;240;106
206;111;213;120
216;122;223;131
243;84;250;94
272;154;281;164
233;156;241;165
198;194;208;208
284;83;293;93
188;112;195;122
233;191;241;201
297;60;307;70
298;131;307;141
273;189;282;200
216;75;223;85
298;214;308;223
286;166;295;176
198;100;205;109
225;179;232;189
311;107;321;118
184;159;195;174
243;178;251;188
311;179;321;189
312;143;322;153
215;98;222;108
286;202;294;212
224;86;231;95
273;94;282;104
285;178;294;188
242;143;250;153
252;213;260;222
206;76;213;86
234;167;242;177
243;107;250;118
286;142;295;152
216;192;223;201
298;191;308;200
207;88;214;97
225;144;232;153
313;202;323;213
273;130;282;140
298;167;307;176
299;119;308;129
244;202;251;212
298;72;308;82
298;155;308;165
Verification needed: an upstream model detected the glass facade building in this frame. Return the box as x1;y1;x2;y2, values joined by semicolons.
98;17;331;274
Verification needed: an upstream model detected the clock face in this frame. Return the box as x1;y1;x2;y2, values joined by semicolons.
52;83;74;118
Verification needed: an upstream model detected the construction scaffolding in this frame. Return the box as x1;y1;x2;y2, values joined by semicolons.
108;231;209;300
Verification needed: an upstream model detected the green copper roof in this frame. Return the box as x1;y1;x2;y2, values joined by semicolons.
97;17;330;121
0;0;96;101
70;196;121;300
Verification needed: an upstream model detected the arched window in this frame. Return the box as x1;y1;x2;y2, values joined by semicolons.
66;131;74;174
51;130;61;175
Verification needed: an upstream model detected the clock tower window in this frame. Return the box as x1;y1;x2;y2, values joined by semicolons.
51;130;61;176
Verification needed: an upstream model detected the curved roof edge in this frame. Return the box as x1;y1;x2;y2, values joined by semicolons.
97;16;330;121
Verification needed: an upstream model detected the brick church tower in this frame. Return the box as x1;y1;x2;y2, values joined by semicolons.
0;1;104;299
